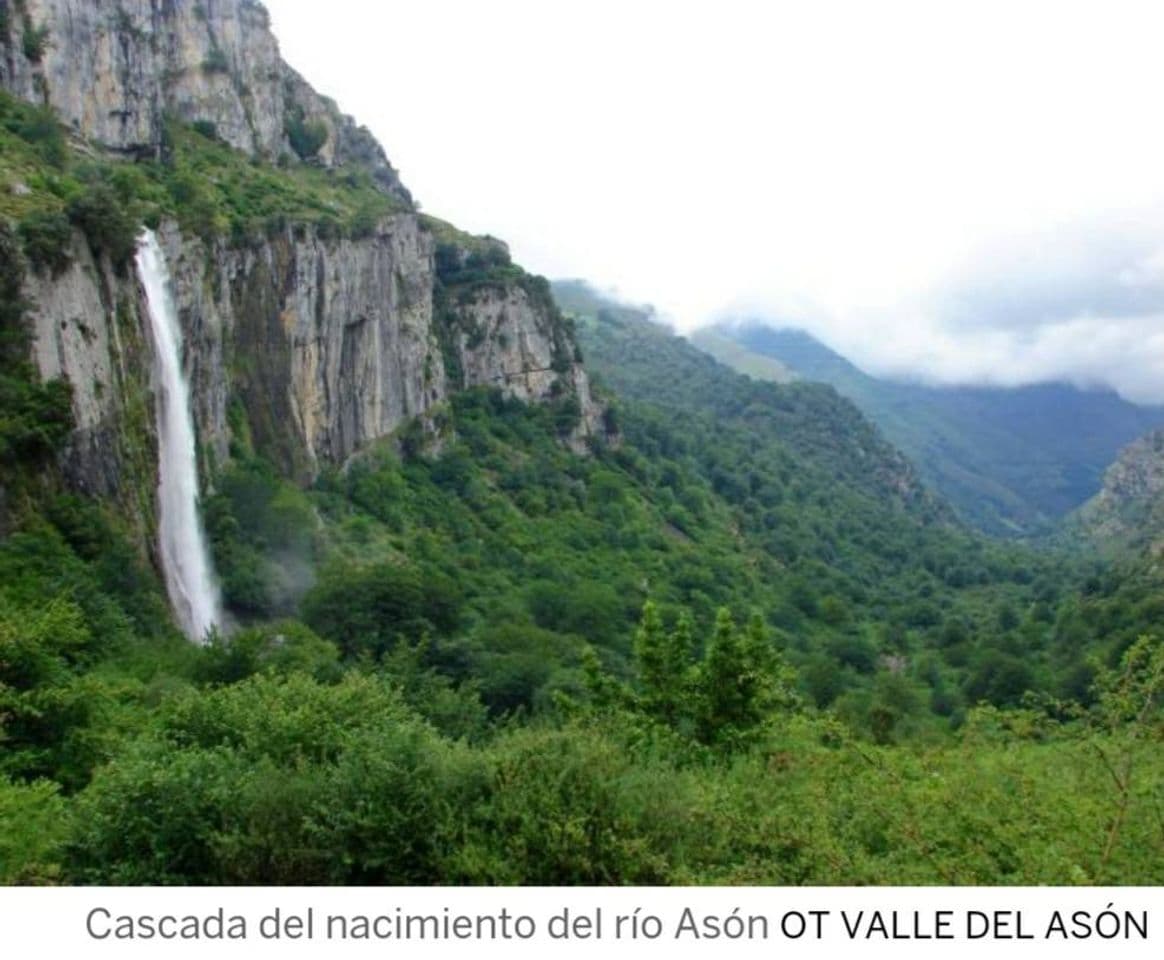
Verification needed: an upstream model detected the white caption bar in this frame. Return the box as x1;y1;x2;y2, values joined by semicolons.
0;886;1158;959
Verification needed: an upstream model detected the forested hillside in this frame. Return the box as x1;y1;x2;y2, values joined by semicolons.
0;3;1161;887
3;268;1162;883
691;322;1164;536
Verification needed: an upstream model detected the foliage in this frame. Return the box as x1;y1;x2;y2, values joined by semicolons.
66;673;486;884
699;324;1164;536
633;601;692;726
3;92;1164;887
697;610;793;748
204;456;318;618
66;173;141;268
21;21;49;64
284;106;328;161
301;560;464;660
1084;634;1164;875
0;89;408;248
193;620;342;686
17;208;71;273
0;777;66;883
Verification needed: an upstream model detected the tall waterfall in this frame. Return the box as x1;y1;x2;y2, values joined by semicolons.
136;230;223;642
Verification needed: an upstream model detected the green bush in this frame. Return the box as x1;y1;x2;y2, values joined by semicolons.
7;102;67;166
18;209;72;274
285;109;327;161
190;119;219;141
201;47;229;73
66;674;485;884
67;179;139;268
193;620;341;686
0;777;66;883
21;22;49;63
452;723;673;884
0;593;120;789
301;561;464;659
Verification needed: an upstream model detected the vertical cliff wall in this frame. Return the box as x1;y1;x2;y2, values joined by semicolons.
21;212;602;498
3;0;605;510
1;0;409;197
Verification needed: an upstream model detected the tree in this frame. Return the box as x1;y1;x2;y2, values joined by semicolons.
633;602;693;726
696;609;778;749
1088;634;1164;874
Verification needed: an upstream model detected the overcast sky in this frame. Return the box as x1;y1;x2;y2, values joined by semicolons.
264;0;1164;403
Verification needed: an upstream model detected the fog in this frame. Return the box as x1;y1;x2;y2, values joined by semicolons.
263;0;1164;402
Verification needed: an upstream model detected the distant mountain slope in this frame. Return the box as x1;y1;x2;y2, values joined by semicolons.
553;282;946;525
687;328;796;384
694;323;1164;537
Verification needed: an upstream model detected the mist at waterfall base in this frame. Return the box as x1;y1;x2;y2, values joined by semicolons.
136;230;224;643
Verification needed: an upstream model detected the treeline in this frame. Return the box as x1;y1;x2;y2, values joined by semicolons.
2;88;1163;885
2;546;1161;883
1;346;1162;883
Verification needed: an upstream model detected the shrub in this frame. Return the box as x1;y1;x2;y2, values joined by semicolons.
301;561;464;659
201;47;229;73
66;674;483;884
284;109;327;161
18;209;72;274
22;22;49;63
9;104;67;167
0;777;66;883
0;373;73;465
67;180;139;268
190;119;219;141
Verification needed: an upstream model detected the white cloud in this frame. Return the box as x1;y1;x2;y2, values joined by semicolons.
263;0;1164;402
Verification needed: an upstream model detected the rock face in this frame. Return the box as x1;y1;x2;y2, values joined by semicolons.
25;228;157;503
23;212;602;494
1076;430;1164;557
1;0;409;199
6;0;603;499
450;285;605;450
216;215;446;477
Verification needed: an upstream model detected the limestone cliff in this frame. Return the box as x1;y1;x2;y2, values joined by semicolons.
1;0;406;198
1075;429;1164;557
3;0;604;507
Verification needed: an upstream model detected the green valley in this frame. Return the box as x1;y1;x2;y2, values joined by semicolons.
0;0;1161;888
691;322;1164;537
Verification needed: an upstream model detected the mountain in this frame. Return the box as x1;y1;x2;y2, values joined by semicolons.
691;323;1164;537
1;4;1163;887
0;0;604;535
1074;428;1164;558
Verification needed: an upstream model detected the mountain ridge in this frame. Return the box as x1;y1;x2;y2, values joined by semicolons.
1074;427;1164;558
692;321;1164;536
0;0;606;543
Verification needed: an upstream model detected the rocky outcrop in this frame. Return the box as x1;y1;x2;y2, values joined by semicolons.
1;0;409;200
24;229;159;540
1076;429;1164;557
22;212;603;495
9;0;604;505
217;215;445;477
449;284;605;451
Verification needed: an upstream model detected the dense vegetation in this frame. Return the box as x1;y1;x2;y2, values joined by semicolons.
0;94;1162;886
691;322;1164;536
0;90;407;264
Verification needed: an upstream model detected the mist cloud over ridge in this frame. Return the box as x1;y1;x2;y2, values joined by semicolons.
734;213;1164;405
264;0;1164;405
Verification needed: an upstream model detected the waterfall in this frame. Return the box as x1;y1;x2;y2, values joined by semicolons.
136;229;223;642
